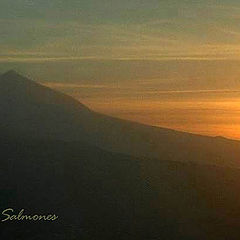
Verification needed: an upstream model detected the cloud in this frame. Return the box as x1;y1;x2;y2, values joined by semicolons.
0;56;100;63
2;3;240;62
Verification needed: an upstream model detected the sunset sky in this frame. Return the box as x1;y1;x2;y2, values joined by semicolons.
1;0;240;139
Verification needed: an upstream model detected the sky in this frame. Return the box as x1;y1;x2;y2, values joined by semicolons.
1;0;240;139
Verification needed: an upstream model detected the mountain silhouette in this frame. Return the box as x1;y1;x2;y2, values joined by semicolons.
1;70;240;239
0;70;90;111
0;70;92;140
0;70;239;167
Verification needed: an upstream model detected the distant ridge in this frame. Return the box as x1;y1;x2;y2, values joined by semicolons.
0;70;239;168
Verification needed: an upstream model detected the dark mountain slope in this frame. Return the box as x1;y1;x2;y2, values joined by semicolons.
0;70;90;111
0;70;239;167
0;70;92;140
1;138;240;239
1;70;240;239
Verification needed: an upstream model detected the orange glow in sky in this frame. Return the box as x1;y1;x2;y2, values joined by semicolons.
44;81;240;140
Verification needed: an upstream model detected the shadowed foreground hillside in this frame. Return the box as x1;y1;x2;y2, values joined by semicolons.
1;138;240;240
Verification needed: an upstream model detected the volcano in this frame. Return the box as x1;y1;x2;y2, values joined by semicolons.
0;70;239;168
1;70;240;240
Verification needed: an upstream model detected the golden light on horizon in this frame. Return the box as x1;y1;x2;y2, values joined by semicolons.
84;99;240;140
44;80;240;140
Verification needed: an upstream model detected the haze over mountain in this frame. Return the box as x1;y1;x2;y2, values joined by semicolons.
0;70;239;168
